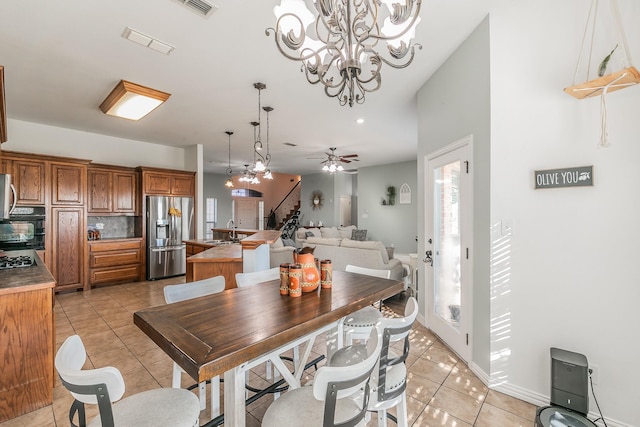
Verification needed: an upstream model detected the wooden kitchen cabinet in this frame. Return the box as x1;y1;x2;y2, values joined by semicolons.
140;167;195;196
88;238;142;286
88;165;138;215
0;284;54;422
51;162;86;205
51;207;86;291
10;158;47;205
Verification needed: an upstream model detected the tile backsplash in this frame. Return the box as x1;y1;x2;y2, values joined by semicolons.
88;216;139;239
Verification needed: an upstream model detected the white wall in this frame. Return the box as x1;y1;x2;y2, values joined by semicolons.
417;17;492;374
489;1;639;425
4;118;187;169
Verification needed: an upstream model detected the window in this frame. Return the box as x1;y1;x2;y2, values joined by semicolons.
205;198;217;239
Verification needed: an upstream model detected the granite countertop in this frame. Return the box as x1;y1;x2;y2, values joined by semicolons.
187;244;242;263
0;250;55;295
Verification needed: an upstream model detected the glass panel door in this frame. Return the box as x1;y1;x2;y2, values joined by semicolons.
434;160;462;326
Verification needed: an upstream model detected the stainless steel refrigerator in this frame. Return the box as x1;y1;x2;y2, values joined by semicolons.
146;196;194;280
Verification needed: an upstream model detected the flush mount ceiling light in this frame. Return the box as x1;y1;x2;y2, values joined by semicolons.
267;0;422;107
99;80;171;120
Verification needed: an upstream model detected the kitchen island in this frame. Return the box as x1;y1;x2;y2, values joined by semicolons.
0;250;55;422
185;242;243;289
184;230;281;289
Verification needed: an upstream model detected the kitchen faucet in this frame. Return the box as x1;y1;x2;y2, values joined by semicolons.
226;219;237;241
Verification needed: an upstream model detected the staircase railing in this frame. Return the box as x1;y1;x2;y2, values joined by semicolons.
272;181;301;228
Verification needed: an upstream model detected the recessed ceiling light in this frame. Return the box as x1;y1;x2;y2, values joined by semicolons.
356;118;365;124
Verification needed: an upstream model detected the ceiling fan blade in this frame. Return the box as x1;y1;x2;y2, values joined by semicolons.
340;159;352;163
341;154;358;158
343;169;358;174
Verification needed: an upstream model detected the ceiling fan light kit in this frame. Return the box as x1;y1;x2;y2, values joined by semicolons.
320;147;358;174
267;0;422;107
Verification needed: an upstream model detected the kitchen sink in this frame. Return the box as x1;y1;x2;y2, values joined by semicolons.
203;240;236;245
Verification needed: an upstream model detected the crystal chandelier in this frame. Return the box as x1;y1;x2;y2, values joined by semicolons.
224;131;234;188
267;0;422;107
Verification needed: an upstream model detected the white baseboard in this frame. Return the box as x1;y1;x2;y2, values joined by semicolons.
470;366;631;427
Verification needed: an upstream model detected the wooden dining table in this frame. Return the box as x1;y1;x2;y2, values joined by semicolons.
133;270;404;427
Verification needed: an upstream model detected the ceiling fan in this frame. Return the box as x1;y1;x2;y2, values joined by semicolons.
312;147;359;173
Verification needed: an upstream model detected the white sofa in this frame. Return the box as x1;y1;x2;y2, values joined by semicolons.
269;237;296;268
295;225;360;248
300;236;404;281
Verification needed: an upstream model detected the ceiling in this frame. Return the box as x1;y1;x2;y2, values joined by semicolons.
0;0;508;175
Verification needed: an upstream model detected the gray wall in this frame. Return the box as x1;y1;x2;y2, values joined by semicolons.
203;173;234;233
299;173;340;227
417;17;491;373
356;161;418;254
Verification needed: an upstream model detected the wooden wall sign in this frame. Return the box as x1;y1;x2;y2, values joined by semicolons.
535;166;593;189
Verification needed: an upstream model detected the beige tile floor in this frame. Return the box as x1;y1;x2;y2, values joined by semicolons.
0;277;538;426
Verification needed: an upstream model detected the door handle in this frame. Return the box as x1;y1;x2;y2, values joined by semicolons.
423;250;433;266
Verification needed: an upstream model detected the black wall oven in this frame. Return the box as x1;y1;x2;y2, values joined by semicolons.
0;206;45;251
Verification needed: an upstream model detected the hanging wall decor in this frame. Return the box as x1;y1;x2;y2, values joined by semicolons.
399;183;411;204
563;0;640;147
311;191;324;210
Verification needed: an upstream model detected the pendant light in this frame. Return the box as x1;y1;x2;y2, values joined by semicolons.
224;131;234;188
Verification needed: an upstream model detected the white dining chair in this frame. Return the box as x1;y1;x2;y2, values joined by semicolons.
163;275;226;418
235;267;290;393
329;297;418;427
262;324;383;427
56;335;200;427
341;265;391;346
234;267;279;288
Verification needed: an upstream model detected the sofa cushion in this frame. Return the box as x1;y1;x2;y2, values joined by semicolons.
351;229;368;241
306;236;342;246
338;225;357;239
320;227;340;238
340;239;389;263
271;237;284;248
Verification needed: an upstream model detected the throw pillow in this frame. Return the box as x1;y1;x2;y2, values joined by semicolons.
351;229;367;241
305;231;315;238
338;225;356;239
320;227;340;238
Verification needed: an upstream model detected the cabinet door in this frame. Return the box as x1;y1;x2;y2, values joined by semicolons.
113;171;137;214
0;157;10;174
171;174;194;196
144;173;172;195
12;159;46;205
51;207;85;291
51;163;85;205
87;169;112;213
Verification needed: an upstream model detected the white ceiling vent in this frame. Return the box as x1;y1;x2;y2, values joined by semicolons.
174;0;218;18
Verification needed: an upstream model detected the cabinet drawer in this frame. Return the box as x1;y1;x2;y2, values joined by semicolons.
90;265;141;285
90;250;141;268
89;240;142;253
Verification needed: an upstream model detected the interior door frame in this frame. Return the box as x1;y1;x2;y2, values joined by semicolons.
423;135;473;362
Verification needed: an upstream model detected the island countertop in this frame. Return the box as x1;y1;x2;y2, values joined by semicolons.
187;243;242;263
0;250;55;296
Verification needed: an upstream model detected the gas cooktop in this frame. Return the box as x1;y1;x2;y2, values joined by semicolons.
0;255;36;270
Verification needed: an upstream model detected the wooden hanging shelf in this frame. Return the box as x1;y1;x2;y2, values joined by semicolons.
564;66;640;99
